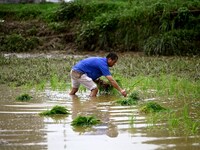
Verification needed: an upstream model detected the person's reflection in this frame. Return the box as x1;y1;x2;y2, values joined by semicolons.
70;95;99;118
69;95;82;120
106;122;119;138
69;95;119;138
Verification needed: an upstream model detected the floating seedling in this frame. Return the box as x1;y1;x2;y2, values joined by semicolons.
16;93;32;101
140;101;167;113
71;115;101;127
115;91;140;106
39;105;70;116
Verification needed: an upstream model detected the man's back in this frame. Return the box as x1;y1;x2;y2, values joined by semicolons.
72;57;111;80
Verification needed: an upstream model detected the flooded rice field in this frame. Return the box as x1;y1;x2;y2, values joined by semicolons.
0;85;199;150
0;52;199;150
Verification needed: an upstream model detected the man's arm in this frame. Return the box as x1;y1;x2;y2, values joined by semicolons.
105;75;127;97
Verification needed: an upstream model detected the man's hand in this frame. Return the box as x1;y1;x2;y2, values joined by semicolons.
120;89;127;97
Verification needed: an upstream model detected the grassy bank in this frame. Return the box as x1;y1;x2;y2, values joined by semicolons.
0;3;58;20
0;0;200;55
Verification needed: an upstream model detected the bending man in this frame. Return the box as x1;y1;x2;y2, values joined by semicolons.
69;52;127;97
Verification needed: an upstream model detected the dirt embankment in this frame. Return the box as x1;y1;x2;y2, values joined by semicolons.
0;19;78;53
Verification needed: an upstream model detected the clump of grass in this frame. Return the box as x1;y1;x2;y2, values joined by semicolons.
1;34;39;52
143;30;199;56
96;78;122;95
71;115;101;127
39;105;70;116
140;101;167;113
98;80;113;95
16;93;32;101
180;105;199;135
115;91;140;106
145;105;199;136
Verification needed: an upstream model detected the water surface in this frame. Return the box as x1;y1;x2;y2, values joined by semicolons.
0;85;199;150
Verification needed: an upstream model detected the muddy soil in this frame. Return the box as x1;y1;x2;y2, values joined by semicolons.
0;19;77;53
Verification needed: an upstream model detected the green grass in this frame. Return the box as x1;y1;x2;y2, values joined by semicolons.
125;75;200;100
0;54;199;98
0;0;199;55
71;115;101;127
16;93;32;101
145;105;199;135
0;55;73;87
96;78;121;95
115;91;140;106
70;0;200;55
0;3;59;20
140;101;167;113
39;105;70;116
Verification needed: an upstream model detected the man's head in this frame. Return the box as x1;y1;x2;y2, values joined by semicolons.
106;52;118;67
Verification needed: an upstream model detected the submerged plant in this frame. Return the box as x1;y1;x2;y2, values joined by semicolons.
16;93;32;101
71;115;101;127
115;91;140;106
39;105;70;116
140;101;167;113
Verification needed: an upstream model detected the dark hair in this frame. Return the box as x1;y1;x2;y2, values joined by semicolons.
106;52;118;61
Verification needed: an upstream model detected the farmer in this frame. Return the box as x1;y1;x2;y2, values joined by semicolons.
69;52;127;97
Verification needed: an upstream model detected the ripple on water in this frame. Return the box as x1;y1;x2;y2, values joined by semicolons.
0;86;199;150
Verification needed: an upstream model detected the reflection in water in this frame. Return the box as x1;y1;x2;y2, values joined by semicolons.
70;94;119;138
106;123;118;138
0;86;46;150
0;85;199;150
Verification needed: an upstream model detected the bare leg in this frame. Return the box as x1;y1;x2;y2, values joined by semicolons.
89;88;98;97
69;88;78;95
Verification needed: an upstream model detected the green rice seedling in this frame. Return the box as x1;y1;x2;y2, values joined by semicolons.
129;91;140;100
98;81;114;95
166;112;180;134
165;105;199;135
190;122;199;135
143;105;199;136
140;101;167;114
181;105;199;135
71;115;101;127
98;81;112;95
35;79;47;91
16;93;32;101
129;114;136;127
146;113;162;129
79;86;87;93
115;91;140;106
57;79;68;91
96;78;121;95
50;74;59;90
39;105;70;116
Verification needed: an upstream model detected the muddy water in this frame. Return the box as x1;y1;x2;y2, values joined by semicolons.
0;85;199;150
